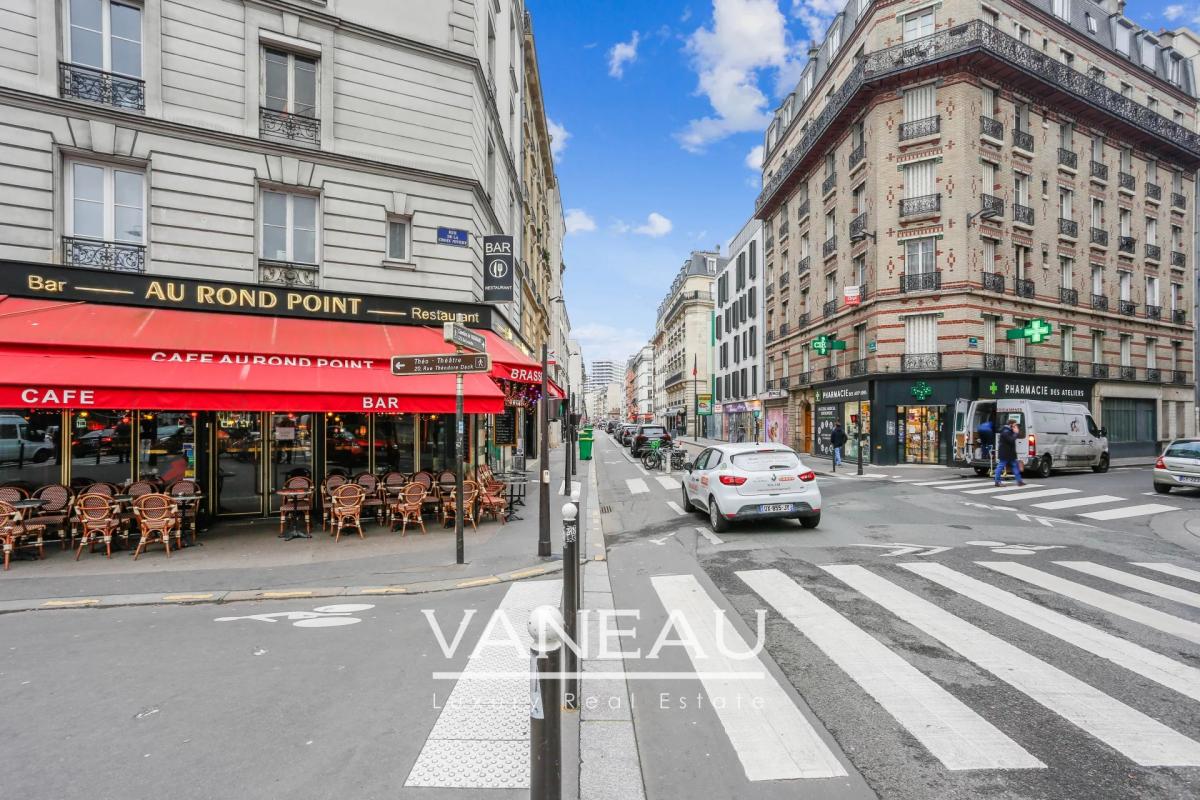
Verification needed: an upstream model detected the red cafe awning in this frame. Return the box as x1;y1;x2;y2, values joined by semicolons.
0;296;558;412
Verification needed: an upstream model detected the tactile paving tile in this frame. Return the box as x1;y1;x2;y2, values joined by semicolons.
404;739;529;788
429;698;530;739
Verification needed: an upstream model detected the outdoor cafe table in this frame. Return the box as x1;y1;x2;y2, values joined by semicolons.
275;488;313;541
493;473;527;521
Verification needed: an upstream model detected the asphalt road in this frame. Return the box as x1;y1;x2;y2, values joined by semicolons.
591;431;1200;800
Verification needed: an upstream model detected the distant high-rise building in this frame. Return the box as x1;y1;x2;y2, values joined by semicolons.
586;360;620;393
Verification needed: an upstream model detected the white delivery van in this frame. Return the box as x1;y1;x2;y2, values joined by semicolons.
0;414;55;466
953;399;1109;477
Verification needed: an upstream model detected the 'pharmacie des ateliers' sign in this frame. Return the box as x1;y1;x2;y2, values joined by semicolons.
2;261;494;329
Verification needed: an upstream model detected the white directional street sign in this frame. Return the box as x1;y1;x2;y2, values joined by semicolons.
391;353;490;375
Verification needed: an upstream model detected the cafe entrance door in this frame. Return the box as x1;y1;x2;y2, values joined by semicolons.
215;412;263;515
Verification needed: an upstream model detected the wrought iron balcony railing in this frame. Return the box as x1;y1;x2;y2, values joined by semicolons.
797;198;811;220
1146;368;1162;383
1090;227;1108;246
795;370;812;386
899;193;941;217
980;115;1003;139
1057;148;1078;169
780;376;791;389
1118;236;1135;253
1146;304;1162;320
981;193;1005;217
1172;192;1187;209
1060;360;1080;377
260;107;320;145
1172;251;1186;267
1059;287;1078;305
59;62;145;111
779;321;791;336
779;272;791;290
796;311;810;328
902;352;941;372
1173;370;1188;384
665;371;686;388
850;358;868;377
766;329;776;344
259;259;319;288
1118;299;1136;315
766;282;775;297
822;172;838;195
1058;218;1078;238
63;237;146;272
797;255;810;274
823;236;838;258
1013;128;1034;151
899;115;941;140
1014;356;1037;373
849;142;866;169
778;221;790;241
982;353;1005;370
1119;365;1136;380
857;284;869;303
1145;243;1161;261
1091;294;1109;311
900;271;941;292
755;21;1200;215
1174;308;1187;324
1118;171;1135;192
1146;182;1162;201
823;298;838;317
765;379;777;391
822;364;840;381
765;232;775;252
1015;277;1035;298
1013;203;1034;226
1091;362;1109;379
1090;160;1108;181
849;213;867;241
983;272;1005;293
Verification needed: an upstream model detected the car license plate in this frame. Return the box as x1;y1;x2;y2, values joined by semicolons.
1179;475;1200;484
759;503;794;513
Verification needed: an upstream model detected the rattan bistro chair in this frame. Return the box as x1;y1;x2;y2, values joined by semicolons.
132;494;180;560
321;474;348;531
353;472;385;525
330;483;366;542
29;484;74;549
75;493;121;560
391;483;428;536
278;476;313;535
168;480;201;544
0;499;45;570
442;480;479;532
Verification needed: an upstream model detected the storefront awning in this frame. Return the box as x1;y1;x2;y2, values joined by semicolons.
0;296;558;412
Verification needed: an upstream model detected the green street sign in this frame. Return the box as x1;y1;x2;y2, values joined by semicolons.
1005;318;1053;344
810;334;847;356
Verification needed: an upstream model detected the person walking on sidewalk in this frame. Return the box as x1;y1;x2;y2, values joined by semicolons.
993;420;1025;487
830;422;847;468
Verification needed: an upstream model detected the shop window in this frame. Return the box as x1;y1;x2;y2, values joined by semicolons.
216;412;261;515
70;409;133;491
62;0;144;110
261;189;320;265
0;409;62;491
326;413;370;476
64;160;146;272
138;411;196;484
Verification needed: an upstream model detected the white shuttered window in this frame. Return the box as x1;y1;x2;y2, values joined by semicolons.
904;159;936;198
904;313;938;354
903;84;936;121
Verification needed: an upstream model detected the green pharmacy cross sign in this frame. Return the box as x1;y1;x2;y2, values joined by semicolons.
911;380;934;401
810;334;847;356
1006;318;1053;344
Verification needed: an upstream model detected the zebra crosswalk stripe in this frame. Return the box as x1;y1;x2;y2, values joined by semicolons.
649;574;847;781
738;568;1043;771
904;563;1200;704
823;564;1200;766
625;478;649;495
959;484;1044;495
1077;504;1177;521
656;476;681;490
996;488;1079;502
1055;562;1200;610
913;479;978;486
1031;495;1125;510
1133;562;1200;585
978;562;1200;645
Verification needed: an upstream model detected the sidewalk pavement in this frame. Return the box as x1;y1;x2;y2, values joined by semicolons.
0;451;588;611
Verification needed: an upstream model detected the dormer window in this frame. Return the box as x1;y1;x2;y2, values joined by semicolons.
1115;24;1131;56
1141;38;1157;70
1085;13;1097;33
828;23;841;54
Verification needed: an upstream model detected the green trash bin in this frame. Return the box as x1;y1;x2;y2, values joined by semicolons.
578;431;594;461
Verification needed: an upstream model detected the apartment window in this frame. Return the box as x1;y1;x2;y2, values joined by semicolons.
67;0;142;79
386;217;410;262
1148;97;1158;113
1013;23;1030;45
1060;49;1074;68
983;6;999;26
1060;256;1073;288
1088;65;1104;82
1058;122;1073;151
1091;198;1103;229
750;326;757;357
1014;172;1030;205
903;9;934;41
1014;102;1031;133
1146;338;1157;369
825;271;837;302
1119;208;1131;237
1015;244;1030;280
1147;276;1160;306
1086;14;1097;34
1091;135;1103;162
903;160;936;199
749;241;757;278
1169;55;1182;86
828;23;841;53
751;366;758;395
486;15;497;88
905;237;936;274
1011;317;1027;357
982;236;997;271
1115;24;1131;56
264;49;317;118
1120;82;1132;98
853;254;866;286
1062;326;1074;362
736;253;746;290
983;314;998;354
852;183;866;214
486;136;496;198
1120;147;1132;172
904;313;938;354
1059;188;1073;221
748;286;757;317
824;151;835;178
1172;282;1183;311
1092;330;1104;362
981;84;999;121
1173;224;1184;251
261;190;319;264
1053;0;1070;21
1118;269;1131;301
1141;38;1157;71
800;233;809;259
1146;217;1158;247
1174;169;1184;193
903;84;936;122
982;159;996;192
825;210;836;240
66;160;145;246
1092;264;1103;295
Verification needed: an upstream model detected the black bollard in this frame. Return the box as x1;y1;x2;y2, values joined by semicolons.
561;501;579;710
529;606;563;800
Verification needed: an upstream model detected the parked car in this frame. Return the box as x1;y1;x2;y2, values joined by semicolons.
71;428;117;458
620;424;638;447
1154;439;1200;494
631;424;672;457
681;443;821;532
0;414;55;464
953;398;1109;477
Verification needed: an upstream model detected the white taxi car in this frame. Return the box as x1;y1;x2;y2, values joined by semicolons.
680;443;821;532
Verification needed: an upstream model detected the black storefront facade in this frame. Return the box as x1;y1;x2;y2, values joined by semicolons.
809;372;1098;467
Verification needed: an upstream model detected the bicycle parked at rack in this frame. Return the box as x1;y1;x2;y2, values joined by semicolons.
642;440;686;472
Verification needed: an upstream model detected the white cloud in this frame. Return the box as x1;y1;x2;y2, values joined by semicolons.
678;0;799;152
564;208;596;234
546;118;570;160
634;212;673;237
745;144;764;170
1164;4;1185;19
608;32;640;78
572;323;651;365
791;0;842;41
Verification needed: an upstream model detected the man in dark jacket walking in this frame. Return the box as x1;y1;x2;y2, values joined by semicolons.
993;420;1025;486
830;422;848;468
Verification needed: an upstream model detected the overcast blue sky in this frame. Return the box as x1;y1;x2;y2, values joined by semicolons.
528;0;1183;366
